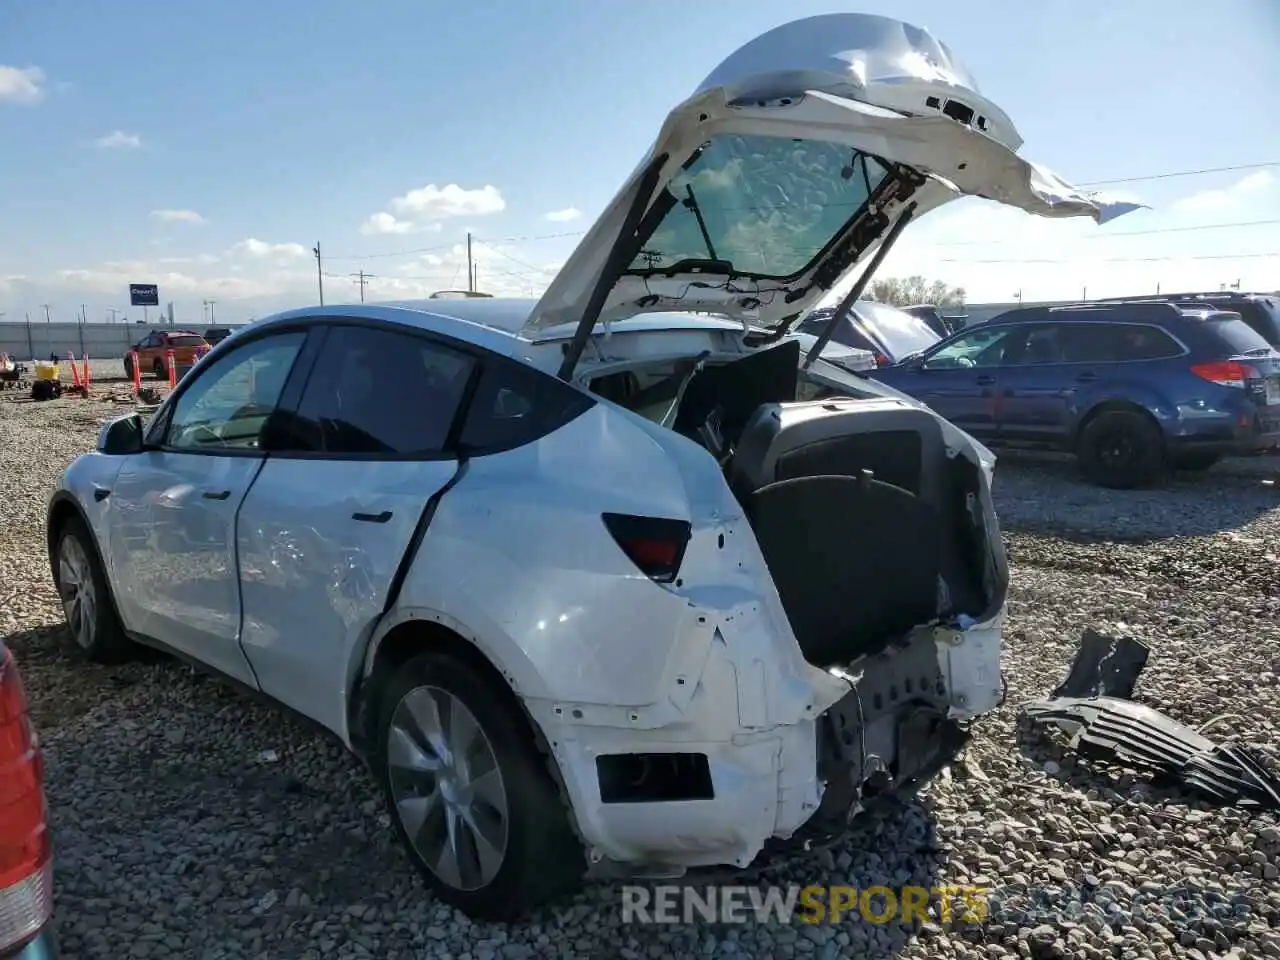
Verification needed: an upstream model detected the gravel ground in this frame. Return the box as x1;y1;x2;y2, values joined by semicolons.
2;393;1279;960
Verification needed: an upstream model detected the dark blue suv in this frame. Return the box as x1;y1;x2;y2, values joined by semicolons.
868;301;1280;488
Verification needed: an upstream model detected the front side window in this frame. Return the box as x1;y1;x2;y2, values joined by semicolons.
628;136;891;278
164;332;305;451
285;325;475;456
923;326;1020;369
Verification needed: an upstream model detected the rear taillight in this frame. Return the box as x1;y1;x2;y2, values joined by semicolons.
1191;360;1259;388
0;647;52;953
602;513;692;584
874;352;890;367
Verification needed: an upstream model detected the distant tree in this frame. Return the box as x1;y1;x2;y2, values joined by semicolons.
869;276;966;308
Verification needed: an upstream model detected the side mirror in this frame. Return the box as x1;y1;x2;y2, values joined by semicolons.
97;413;144;455
902;353;927;371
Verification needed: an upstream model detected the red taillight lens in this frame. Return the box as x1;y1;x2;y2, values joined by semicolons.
875;352;890;367
601;513;692;584
1191;360;1259;388
0;646;53;952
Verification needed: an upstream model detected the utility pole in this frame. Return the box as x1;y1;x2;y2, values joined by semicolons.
312;243;324;305
40;304;51;323
107;308;121;323
466;233;474;293
80;304;87;323
204;298;217;324
350;270;374;303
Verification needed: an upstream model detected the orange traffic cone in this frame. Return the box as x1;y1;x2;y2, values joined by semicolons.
68;351;82;388
166;350;177;388
129;351;141;396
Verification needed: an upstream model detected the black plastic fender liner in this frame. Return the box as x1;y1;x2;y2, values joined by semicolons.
1024;630;1280;811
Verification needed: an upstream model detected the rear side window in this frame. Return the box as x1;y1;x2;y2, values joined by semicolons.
459;358;593;451
1059;323;1183;362
285;325;475;456
1204;314;1272;355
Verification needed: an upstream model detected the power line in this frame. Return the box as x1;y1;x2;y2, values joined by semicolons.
1077;161;1279;187
917;217;1280;248
935;250;1279;265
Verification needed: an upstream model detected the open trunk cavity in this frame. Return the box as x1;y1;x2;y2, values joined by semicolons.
591;339;1000;668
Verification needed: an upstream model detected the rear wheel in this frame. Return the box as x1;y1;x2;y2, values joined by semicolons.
1077;409;1167;489
374;651;584;919
54;515;132;663
152;357;167;380
122;354;134;381
1173;451;1221;473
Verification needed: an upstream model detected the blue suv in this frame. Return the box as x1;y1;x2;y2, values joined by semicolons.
868;301;1280;488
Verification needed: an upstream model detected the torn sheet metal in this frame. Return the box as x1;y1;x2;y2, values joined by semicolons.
1023;630;1280;811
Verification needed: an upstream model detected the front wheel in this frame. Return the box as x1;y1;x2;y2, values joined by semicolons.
374;651;584;919
54;515;132;663
1076;409;1167;489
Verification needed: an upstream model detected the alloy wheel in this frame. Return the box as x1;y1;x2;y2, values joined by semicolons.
58;535;97;651
386;685;510;892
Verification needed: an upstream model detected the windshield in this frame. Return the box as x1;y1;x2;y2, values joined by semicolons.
629;135;891;278
850;300;942;360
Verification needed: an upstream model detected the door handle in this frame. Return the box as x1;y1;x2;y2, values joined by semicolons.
352;510;393;524
1075;372;1097;382
975;375;996;386
202;490;232;500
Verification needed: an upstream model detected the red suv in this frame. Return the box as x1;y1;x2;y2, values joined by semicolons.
123;330;209;381
0;642;56;958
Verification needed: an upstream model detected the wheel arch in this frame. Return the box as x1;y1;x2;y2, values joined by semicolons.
46;491;95;587
1072;399;1166;452
347;614;563;784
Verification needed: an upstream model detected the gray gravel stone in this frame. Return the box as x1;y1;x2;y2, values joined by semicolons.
3;393;1279;958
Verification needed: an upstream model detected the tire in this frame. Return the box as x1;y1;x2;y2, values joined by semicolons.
374;651;585;919
122;354;134;381
1173;451;1221;473
1076;409;1167;489
31;379;55;402
152;358;167;380
53;514;132;663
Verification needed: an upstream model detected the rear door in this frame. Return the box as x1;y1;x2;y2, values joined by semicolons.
235;322;477;735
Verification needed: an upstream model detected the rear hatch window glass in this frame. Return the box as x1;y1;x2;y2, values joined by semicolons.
1251;299;1280;344
168;335;207;347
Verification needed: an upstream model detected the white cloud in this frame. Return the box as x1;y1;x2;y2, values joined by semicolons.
230;238;309;260
360;212;442;236
544;206;582;222
150;209;205;225
95;130;142;149
0;65;45;104
1172;170;1274;214
362;183;505;235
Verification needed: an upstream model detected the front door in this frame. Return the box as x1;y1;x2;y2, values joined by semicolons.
237;323;477;736
993;323;1077;444
106;330;308;684
878;325;1023;440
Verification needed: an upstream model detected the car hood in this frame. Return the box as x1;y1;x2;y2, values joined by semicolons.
521;13;1141;348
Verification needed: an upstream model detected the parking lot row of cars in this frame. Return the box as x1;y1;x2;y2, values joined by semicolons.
804;290;1280;487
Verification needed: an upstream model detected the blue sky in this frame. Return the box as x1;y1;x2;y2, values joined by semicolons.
1;0;1277;324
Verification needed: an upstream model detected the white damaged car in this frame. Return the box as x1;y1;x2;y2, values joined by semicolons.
47;13;1137;918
